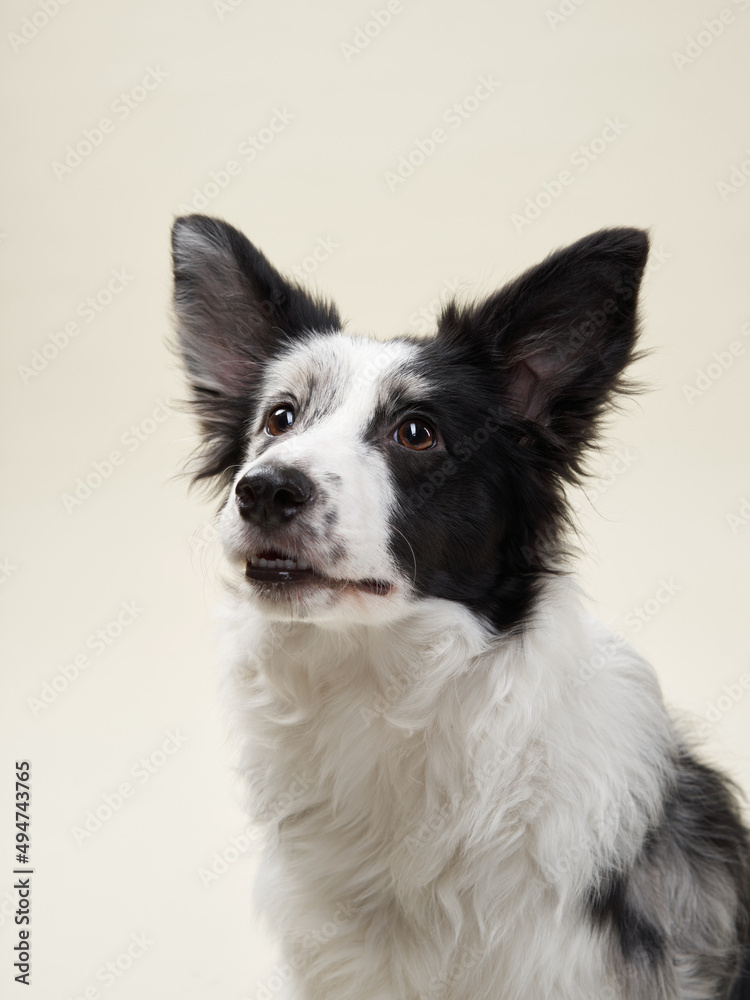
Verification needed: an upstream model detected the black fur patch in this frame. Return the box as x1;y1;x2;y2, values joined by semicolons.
664;750;750;997
376;228;649;633
730;947;750;1000
365;340;565;631
586;748;750;996
588;870;666;969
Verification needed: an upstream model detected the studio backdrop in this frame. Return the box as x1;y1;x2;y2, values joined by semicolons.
2;1;749;996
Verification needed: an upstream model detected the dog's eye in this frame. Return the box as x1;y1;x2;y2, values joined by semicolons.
395;419;436;451
266;406;295;436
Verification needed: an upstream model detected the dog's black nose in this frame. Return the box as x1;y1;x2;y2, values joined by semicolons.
235;466;314;526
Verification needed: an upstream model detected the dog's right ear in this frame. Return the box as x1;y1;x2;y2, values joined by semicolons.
171;214;341;491
436;227;649;478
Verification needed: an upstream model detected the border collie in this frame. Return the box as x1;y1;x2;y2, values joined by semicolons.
171;216;750;999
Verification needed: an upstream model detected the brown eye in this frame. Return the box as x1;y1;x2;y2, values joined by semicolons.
395;419;436;451
266;406;295;436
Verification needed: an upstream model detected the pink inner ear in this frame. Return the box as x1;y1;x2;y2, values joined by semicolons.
215;353;260;394
507;353;559;421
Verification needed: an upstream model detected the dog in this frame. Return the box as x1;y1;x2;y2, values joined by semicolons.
171;215;750;999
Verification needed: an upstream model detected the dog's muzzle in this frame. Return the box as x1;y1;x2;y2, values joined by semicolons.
234;464;393;597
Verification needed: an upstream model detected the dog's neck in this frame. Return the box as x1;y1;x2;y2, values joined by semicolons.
223;575;670;929
221;574;641;803
222;573;672;940
225;587;496;712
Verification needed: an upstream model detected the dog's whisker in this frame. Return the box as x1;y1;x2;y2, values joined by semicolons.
390;525;418;588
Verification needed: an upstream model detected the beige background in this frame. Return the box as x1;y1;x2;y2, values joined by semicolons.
2;0;750;996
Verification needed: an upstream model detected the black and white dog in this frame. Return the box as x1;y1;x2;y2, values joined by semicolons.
171;216;750;1000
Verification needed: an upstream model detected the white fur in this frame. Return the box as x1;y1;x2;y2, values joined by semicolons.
218;575;674;1000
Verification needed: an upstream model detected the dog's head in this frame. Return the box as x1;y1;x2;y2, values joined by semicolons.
172;216;648;630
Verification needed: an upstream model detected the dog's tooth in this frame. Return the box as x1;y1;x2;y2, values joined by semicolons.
251;554;311;571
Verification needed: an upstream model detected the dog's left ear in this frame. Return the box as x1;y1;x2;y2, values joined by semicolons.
171;214;341;491
438;227;649;471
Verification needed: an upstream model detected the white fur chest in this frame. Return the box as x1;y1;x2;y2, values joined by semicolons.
220;582;672;1000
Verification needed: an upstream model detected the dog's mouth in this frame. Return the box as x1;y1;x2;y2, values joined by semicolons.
244;548;392;596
